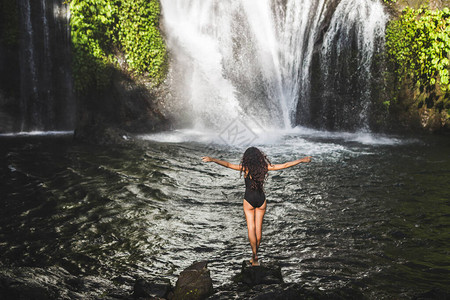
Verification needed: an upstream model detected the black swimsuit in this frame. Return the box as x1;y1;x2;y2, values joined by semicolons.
244;176;266;208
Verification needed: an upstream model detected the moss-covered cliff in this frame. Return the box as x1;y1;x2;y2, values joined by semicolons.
70;0;170;143
383;0;450;132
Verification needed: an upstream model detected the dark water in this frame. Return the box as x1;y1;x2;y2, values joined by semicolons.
1;130;449;298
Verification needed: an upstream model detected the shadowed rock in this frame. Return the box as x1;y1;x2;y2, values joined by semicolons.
172;261;213;300
133;277;172;299
232;260;283;287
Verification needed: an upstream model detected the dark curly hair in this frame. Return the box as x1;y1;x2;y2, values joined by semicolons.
240;147;271;191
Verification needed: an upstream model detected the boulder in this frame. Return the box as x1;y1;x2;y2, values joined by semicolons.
172;261;213;300
232;260;283;287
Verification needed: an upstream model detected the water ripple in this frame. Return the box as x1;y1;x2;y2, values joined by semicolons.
0;134;449;298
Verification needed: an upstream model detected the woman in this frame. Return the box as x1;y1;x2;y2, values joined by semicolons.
202;147;311;266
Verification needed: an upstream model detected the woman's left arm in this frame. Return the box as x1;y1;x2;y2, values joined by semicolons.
202;156;242;171
268;156;311;171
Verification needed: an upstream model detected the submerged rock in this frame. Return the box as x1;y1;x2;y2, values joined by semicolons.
133;277;172;299
173;261;213;300
232;260;283;287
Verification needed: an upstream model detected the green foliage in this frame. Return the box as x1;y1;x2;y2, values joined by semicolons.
118;0;167;81
70;0;167;93
70;0;118;92
385;7;450;113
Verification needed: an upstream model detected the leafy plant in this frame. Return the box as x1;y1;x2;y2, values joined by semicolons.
385;6;450;113
69;0;167;93
70;0;118;92
118;0;167;81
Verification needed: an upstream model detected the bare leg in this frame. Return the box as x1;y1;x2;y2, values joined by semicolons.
243;200;259;265
255;200;267;254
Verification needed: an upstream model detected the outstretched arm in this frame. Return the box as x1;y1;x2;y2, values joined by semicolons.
202;156;242;171
268;156;311;171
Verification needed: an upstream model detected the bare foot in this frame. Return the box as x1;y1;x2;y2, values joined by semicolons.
251;255;259;266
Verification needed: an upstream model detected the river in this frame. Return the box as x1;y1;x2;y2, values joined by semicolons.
1;129;449;298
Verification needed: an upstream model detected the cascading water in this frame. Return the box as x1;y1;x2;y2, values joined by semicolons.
160;0;387;133
19;0;39;130
274;0;326;126
13;0;75;131
311;0;388;131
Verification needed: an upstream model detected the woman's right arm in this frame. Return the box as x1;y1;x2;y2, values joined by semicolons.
268;156;311;171
202;156;242;171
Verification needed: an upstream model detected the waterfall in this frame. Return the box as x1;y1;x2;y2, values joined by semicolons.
160;0;387;132
14;0;75;132
19;0;39;130
275;0;329;127
312;0;388;131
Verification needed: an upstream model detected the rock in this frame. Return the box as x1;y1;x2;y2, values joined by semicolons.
74;123;133;145
133;277;172;299
173;261;213;300
232;260;283;287
384;0;450;15
74;68;170;145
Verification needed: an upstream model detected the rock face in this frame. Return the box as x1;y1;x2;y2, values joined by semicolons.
382;0;450;133
232;260;284;287
172;261;213;300
385;0;450;13
74;68;171;144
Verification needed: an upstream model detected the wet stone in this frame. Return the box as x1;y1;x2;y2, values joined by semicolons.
232;260;283;287
173;261;214;300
